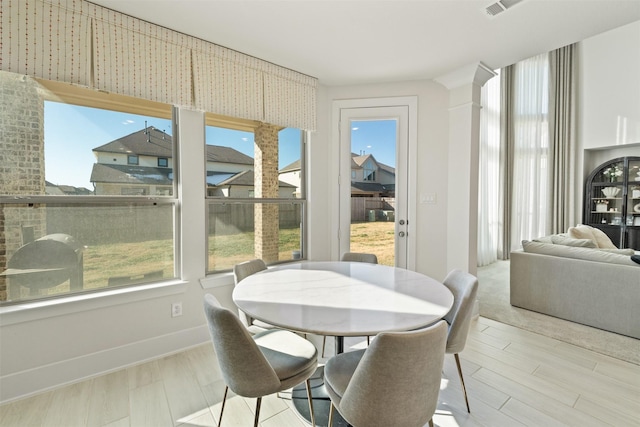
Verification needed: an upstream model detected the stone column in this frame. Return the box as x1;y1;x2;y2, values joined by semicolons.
0;71;46;300
435;63;496;276
254;123;280;262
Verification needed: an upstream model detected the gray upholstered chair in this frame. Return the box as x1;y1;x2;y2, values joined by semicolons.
321;252;378;357
324;320;447;427
340;252;378;264
233;259;275;334
442;269;479;413
203;294;317;427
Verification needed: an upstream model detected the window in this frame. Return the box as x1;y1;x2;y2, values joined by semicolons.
205;118;305;273
0;71;177;305
511;53;550;249
128;155;139;165
158;157;168;167
363;159;376;181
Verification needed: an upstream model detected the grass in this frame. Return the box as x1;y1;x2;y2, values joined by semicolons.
348;221;395;266
7;221;396;300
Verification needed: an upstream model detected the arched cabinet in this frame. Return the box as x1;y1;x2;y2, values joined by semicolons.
583;156;640;250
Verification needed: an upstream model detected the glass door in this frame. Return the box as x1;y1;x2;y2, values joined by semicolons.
339;106;410;268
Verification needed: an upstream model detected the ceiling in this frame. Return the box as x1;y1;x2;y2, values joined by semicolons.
89;0;640;86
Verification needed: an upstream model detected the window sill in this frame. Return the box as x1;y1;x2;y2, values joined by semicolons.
0;279;187;326
199;272;234;289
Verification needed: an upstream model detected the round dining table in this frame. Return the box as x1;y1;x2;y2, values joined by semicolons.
232;260;454;426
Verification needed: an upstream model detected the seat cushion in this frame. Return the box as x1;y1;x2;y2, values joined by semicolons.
253;329;318;389
253;319;277;329
323;349;366;407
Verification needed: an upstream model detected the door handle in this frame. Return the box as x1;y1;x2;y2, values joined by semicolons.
398;231;406;237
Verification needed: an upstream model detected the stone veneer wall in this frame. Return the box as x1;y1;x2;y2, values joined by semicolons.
0;71;46;300
254;123;280;262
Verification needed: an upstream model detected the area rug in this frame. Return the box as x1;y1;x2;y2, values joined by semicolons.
477;260;640;365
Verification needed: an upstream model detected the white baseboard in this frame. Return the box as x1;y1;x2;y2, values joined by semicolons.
0;324;210;404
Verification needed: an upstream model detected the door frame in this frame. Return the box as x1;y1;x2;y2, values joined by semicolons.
331;96;418;269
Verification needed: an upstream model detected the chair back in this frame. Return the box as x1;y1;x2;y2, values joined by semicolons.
203;294;280;397
340;252;378;264
339;321;447;427
233;259;267;283
442;269;479;354
232;259;267;327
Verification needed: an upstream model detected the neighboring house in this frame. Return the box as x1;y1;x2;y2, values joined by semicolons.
45;181;92;196
350;153;395;197
278;154;395;198
278;159;302;198
208;169;295;198
90;126;294;197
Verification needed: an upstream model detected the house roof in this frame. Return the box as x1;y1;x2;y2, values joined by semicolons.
93;127;172;157
214;169;295;188
351;153;395;174
93;127;253;165
351;182;394;194
280;159;301;173
45;181;93;195
205;145;253;165
90;163;173;185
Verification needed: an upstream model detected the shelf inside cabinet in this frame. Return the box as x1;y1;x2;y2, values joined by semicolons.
584;156;640;250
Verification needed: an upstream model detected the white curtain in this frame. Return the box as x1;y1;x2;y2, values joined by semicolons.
510;53;550;250
477;71;501;266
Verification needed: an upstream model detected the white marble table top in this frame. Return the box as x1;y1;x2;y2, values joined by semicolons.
232;261;454;337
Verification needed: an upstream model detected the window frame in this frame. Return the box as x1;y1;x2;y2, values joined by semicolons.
203;113;307;275
0;77;180;306
127;155;140;165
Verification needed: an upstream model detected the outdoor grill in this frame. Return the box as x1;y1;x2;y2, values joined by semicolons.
6;233;84;299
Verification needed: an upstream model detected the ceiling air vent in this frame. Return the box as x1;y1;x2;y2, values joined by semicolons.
485;0;523;17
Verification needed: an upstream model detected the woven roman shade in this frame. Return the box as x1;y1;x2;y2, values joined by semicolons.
1;0;318;130
92;9;193;107
1;0;92;86
190;39;264;122
263;63;317;131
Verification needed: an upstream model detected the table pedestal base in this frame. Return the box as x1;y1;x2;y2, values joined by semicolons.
291;366;349;427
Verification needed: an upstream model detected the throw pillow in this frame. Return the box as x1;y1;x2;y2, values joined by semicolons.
551;235;597;248
568;225;616;249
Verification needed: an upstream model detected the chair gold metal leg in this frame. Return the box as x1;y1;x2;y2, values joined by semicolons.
322;336;327;358
429;418;434;427
328;403;334;427
454;353;470;413
254;397;262;427
366;336;370;345
305;379;316;426
218;386;229;427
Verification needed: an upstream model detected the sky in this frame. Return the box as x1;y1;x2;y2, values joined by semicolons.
44;102;396;190
350;119;397;168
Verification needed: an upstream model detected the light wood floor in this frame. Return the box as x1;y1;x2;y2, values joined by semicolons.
1;316;638;427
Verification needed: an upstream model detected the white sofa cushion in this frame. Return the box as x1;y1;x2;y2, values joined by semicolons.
550;234;597;248
521;240;638;267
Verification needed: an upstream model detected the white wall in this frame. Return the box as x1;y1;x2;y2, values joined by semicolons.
0;109;233;403
310;80;451;279
579;20;640;149
576;20;640;219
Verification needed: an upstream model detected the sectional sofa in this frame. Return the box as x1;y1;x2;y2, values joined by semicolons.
510;225;640;339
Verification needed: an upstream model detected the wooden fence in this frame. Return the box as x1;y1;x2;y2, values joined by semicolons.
350;197;395;222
